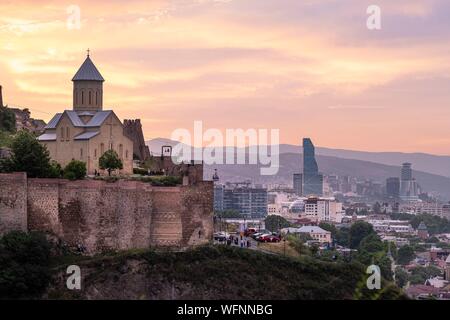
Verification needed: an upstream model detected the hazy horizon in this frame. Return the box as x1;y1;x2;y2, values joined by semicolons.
146;137;450;157
1;0;450;155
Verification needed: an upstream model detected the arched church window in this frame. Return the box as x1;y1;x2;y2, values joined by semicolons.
81;91;84;105
94;149;97;158
100;143;105;155
89;91;92;105
119;144;123;159
66;127;70;140
60;127;65;141
80;148;83;158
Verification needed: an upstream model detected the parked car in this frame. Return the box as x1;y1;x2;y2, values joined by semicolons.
244;228;257;237
252;230;270;240
267;235;281;242
214;232;229;242
251;232;263;240
256;234;273;242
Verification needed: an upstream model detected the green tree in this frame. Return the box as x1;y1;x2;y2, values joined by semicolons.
408;266;442;285
397;245;415;265
395;267;409;288
319;222;338;236
10;130;55;178
99;149;123;176
0;106;16;132
358;233;383;253
63;160;86;180
349;221;375;249
0;231;52;299
335;227;350;247
264;215;291;232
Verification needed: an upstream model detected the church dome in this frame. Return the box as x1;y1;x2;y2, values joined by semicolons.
72;55;104;82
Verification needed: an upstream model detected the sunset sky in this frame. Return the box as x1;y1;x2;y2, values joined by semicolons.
1;0;449;155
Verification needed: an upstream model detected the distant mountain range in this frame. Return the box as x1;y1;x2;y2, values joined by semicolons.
146;138;450;200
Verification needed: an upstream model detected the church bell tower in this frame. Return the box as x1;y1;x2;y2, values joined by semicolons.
72;50;105;112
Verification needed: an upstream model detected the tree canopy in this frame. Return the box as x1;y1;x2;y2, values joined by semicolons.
396;245;415;265
349;221;376;249
0;231;52;299
99;149;123;176
8;130;59;178
0;106;16;133
265;215;291;232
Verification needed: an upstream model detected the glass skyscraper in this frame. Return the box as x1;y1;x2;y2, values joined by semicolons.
302;138;323;196
217;182;268;218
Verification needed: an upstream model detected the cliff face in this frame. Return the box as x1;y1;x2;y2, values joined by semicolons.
45;246;406;300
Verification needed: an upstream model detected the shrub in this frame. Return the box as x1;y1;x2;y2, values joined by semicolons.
63;160;86;180
47;161;62;178
0;231;52;299
133;168;148;175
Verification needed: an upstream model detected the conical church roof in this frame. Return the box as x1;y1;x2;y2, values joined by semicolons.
72;55;104;82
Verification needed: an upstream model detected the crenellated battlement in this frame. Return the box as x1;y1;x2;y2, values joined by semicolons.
123;118;150;161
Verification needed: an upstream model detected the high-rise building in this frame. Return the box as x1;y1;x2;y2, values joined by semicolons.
221;182;268;218
386;177;400;199
293;173;303;196
400;163;419;201
302;138;323;196
401;163;413;181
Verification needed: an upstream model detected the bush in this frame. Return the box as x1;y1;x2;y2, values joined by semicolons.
47;161;62;178
0;231;52;299
147;176;181;186
133;168;148;175
63;160;86;180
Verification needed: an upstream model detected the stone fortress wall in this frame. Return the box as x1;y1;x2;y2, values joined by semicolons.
0;172;213;253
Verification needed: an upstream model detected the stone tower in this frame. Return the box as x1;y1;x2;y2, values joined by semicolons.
72;52;105;112
0;85;3;108
123;119;151;161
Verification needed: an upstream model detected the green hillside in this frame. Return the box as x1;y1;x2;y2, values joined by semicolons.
47;245;406;300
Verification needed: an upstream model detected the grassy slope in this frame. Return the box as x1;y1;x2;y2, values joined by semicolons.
47;245;406;300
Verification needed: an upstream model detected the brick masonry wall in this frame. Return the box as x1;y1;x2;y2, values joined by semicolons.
0;173;27;235
0;173;213;253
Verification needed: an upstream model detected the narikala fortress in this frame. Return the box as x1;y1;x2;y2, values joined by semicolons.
0;54;213;253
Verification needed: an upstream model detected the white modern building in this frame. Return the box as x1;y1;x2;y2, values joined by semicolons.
303;196;344;223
